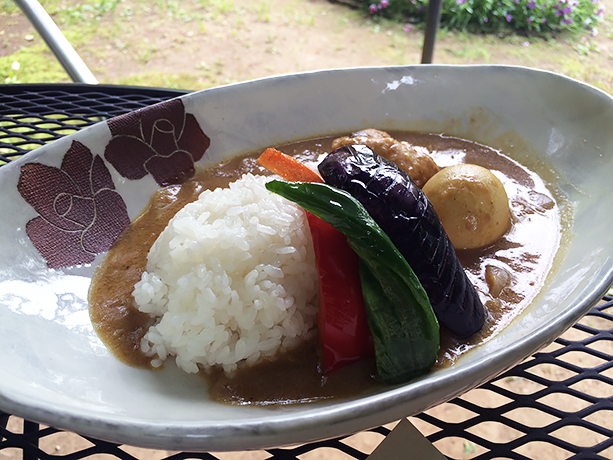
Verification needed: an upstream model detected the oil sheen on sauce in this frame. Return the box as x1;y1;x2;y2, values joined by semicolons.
88;132;562;406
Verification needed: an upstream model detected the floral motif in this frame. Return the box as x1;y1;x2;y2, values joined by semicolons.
18;140;130;269
104;98;210;186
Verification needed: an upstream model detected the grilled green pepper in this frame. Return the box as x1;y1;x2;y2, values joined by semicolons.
265;180;440;384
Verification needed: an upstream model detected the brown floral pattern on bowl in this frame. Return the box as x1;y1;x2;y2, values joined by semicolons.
105;98;211;186
17;140;130;269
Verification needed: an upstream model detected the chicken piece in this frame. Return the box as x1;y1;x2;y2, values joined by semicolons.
331;129;439;188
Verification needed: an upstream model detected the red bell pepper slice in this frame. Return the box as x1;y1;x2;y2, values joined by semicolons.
257;147;374;373
307;212;374;373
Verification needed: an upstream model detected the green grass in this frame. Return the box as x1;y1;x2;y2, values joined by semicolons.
0;0;18;13
43;0;121;26
1;45;69;83
1;0;612;94
116;71;212;91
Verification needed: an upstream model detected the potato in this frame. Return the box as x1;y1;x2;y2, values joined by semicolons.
422;164;511;250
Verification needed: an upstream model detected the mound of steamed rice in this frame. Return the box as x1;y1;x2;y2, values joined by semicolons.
132;173;319;375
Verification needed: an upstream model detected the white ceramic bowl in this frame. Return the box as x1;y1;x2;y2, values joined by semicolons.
1;65;612;451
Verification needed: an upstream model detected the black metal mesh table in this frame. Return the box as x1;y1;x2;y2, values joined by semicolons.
1;84;612;460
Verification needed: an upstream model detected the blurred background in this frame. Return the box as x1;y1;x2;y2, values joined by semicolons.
1;0;612;94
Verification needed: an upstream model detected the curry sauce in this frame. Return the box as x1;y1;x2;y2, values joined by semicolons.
89;132;562;405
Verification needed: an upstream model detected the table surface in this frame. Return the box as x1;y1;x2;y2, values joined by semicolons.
1;83;612;460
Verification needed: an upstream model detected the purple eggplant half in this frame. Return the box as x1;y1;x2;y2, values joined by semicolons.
318;144;485;338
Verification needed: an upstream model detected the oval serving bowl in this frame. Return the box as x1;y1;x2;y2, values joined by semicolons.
0;65;612;452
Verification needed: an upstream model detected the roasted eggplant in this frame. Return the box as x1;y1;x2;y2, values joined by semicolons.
318;144;485;338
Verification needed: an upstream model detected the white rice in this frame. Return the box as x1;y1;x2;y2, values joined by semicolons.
133;173;319;375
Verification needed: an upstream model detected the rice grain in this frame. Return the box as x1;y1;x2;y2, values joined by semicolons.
133;174;318;375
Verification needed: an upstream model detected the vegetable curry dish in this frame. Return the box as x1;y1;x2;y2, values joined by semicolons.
89;129;562;406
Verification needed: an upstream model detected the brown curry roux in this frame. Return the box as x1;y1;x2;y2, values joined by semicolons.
89;132;561;405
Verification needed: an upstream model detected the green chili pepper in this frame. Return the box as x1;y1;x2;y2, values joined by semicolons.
265;180;440;384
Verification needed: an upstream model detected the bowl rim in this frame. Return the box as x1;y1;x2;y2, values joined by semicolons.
1;63;612;451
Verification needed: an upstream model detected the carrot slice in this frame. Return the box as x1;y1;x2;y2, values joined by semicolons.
257;148;323;183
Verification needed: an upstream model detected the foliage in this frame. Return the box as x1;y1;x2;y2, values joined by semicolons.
4;61;20;83
0;1;18;13
0;46;68;84
361;0;605;36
